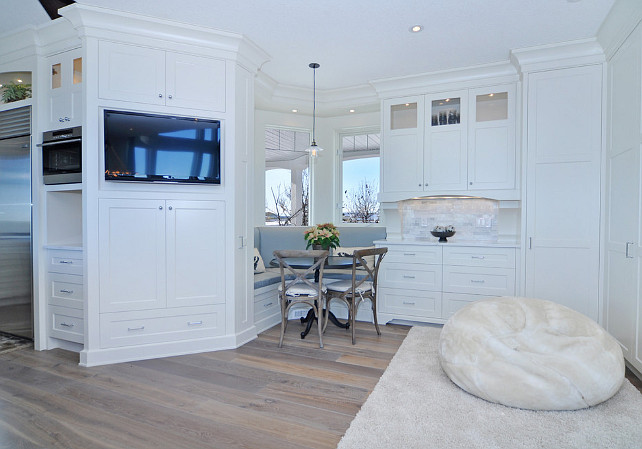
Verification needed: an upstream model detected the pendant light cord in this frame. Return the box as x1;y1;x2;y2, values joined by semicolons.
309;62;320;145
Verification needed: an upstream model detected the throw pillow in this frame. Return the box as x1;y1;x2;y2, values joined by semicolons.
253;248;266;274
334;246;375;268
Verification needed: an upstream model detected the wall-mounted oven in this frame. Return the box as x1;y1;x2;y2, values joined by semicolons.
41;126;82;185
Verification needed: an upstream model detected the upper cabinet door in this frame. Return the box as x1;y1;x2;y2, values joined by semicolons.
424;90;468;191
165;53;226;112
46;49;83;129
382;97;424;193
467;84;516;190
99;41;166;105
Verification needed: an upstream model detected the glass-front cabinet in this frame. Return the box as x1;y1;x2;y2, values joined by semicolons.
467;84;516;190
47;48;83;129
424;90;468;191
381;83;516;199
382;96;424;193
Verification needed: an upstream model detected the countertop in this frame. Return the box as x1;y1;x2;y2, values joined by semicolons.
374;238;520;248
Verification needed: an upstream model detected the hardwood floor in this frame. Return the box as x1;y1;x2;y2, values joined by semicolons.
0;322;409;449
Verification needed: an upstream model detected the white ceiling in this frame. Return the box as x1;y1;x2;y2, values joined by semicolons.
1;0;615;109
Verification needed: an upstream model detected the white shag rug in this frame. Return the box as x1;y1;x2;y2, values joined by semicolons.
338;326;642;449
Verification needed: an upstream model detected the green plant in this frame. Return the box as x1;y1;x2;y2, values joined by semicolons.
304;223;340;249
1;81;32;103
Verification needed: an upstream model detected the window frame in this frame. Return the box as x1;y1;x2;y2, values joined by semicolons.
334;126;381;225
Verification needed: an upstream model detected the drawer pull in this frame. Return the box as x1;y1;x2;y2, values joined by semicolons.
127;326;145;331
402;275;416;279
264;302;273;308
471;279;486;284
187;321;203;326
403;253;416;256
402;301;416;305
59;322;75;328
471;255;486;259
58;260;74;264
59;289;74;294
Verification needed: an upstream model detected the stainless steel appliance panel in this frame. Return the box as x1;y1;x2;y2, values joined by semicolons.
0;134;32;339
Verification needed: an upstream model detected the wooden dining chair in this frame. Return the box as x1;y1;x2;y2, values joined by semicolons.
273;249;329;348
324;247;387;344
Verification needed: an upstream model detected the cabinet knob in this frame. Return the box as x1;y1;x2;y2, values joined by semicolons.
424;183;429;186
158;93;163;98
418;183;422;187
168;206;173;211
168;95;173;99
159;206;163;210
65;117;70;121
469;181;473;185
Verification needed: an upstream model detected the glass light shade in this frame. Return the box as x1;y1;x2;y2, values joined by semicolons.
306;142;324;157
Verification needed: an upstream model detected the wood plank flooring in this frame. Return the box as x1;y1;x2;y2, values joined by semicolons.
0;322;409;449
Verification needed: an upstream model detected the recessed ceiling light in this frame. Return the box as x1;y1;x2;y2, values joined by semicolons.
409;25;423;33
16;79;23;83
349;109;355;113
489;93;494;97
292;109;298;113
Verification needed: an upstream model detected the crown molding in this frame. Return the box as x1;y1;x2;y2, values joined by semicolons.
59;3;269;73
597;0;642;61
370;61;519;98
510;38;605;73
255;70;379;117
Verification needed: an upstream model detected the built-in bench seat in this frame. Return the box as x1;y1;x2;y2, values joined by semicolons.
253;225;386;333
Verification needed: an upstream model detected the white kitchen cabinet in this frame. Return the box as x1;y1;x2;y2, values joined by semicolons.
377;242;516;323
166;200;225;308
381;83;516;199
524;64;602;322
98;41;226;112
467;85;516;190
46;248;84;344
424;90;468;191
99;198;225;313
382;97;424;193
46;49;82;129
603;22;642;374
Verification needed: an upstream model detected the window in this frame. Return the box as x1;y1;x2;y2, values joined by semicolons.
340;131;380;223
264;127;310;226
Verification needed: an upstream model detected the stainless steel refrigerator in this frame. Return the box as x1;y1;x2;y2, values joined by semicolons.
0;106;32;339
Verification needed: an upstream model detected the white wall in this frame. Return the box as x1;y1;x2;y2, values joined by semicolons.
253;108;379;227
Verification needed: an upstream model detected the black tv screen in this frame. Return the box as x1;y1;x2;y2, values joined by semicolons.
104;110;221;184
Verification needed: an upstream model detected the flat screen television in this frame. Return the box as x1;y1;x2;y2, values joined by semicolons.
104;110;221;184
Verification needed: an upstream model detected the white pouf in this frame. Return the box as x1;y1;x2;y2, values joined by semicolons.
438;296;624;410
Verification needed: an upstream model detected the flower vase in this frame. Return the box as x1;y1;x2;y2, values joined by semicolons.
312;244;332;256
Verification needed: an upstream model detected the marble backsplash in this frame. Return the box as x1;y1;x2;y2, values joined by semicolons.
398;197;499;241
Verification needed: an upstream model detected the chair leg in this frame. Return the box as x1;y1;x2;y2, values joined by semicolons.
350;300;357;345
279;297;287;348
316;305;324;348
372;297;381;336
322;297;330;333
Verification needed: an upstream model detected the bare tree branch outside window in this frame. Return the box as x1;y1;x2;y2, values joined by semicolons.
266;170;309;226
343;178;379;223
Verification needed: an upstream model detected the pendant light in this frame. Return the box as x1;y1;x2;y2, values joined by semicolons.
306;62;323;157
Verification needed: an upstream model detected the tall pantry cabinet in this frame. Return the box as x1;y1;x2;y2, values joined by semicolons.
603;21;642;375
513;42;605;324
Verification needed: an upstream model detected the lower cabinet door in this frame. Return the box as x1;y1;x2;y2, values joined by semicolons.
379;287;442;319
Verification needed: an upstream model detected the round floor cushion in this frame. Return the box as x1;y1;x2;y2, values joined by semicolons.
438;296;624;410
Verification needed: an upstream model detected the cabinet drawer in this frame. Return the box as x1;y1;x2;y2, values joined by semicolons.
383;245;442;265
47;250;83;275
100;305;225;348
443;266;515;296
254;294;279;323
379;287;442;319
443;246;515;268
49;305;84;343
379;264;442;291
442;292;497;319
47;273;83;309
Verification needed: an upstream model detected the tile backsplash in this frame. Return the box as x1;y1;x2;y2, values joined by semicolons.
399;197;499;241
